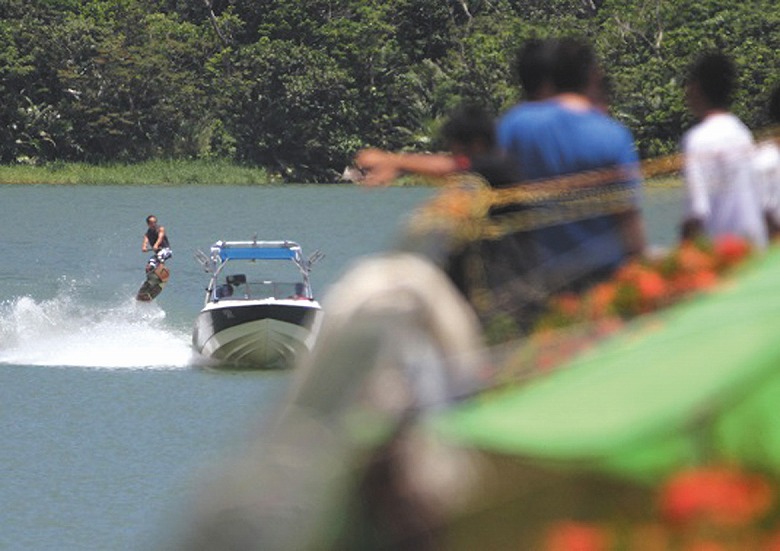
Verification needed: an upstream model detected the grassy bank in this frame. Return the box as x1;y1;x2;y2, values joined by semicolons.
0;160;280;185
0;159;684;188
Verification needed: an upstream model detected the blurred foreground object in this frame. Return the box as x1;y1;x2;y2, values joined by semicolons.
177;253;486;550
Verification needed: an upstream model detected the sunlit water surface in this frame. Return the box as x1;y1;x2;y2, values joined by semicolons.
0;183;681;550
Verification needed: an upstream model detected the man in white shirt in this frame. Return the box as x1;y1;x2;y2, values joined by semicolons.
681;52;767;249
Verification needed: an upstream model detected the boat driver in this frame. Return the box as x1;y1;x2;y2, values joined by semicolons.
289;282;308;300
142;215;172;272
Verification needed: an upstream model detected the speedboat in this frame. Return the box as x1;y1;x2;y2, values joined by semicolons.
192;240;324;369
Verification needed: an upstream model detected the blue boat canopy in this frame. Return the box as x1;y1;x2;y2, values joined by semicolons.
218;247;297;261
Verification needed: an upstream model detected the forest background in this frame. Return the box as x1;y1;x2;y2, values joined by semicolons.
1;0;778;182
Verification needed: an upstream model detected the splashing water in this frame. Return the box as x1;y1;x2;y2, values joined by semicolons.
0;292;194;369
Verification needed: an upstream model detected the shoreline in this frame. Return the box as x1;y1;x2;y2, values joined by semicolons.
0;160;280;186
0;160;683;188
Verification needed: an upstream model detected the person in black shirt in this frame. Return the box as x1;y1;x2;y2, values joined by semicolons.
141;214;172;272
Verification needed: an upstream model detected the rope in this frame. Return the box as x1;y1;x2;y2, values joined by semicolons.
401;128;780;347
407;128;780;242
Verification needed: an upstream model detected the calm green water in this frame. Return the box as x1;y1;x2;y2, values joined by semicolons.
0;183;682;550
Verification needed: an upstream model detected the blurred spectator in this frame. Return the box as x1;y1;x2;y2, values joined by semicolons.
680;51;768;248
497;37;645;293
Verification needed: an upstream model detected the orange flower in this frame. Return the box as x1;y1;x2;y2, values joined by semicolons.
691;270;718;290
634;269;668;309
615;260;646;284
659;467;775;528
670;270;718;295
762;529;780;551
555;293;582;318
676;242;716;274
544;521;611;551
584;282;618;319
714;235;752;269
532;235;753;370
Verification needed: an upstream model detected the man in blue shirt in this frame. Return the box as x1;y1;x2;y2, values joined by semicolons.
498;37;645;293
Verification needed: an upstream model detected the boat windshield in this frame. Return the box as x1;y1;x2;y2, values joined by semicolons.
214;277;307;301
212;255;311;301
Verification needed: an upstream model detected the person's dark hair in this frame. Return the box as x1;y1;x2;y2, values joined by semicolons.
514;38;557;100
550;37;597;93
146;215;157;224
687;51;737;109
440;104;496;150
769;84;780;123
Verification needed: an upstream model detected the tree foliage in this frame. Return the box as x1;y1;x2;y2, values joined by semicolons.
0;0;777;180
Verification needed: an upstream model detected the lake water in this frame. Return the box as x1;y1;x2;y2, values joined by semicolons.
0;183;682;550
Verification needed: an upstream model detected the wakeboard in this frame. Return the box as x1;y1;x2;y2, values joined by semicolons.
136;264;170;302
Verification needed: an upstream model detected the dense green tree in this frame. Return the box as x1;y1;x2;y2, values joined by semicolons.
0;0;778;179
52;3;226;161
597;0;780;157
219;37;360;179
0;7;75;163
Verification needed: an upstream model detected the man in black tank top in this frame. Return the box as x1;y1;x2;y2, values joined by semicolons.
142;215;172;271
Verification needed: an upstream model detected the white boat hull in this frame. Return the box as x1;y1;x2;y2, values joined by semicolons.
193;300;322;369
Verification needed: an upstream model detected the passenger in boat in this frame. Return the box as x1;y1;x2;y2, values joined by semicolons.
214;283;233;299
141;214;172;272
289;282;308;300
497;37;646;294
680;52;767;249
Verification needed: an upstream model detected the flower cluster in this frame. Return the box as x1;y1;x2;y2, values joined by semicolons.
543;465;780;550
661;467;774;529
537;235;753;331
515;236;754;375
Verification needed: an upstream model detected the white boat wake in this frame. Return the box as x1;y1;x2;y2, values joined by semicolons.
0;292;194;369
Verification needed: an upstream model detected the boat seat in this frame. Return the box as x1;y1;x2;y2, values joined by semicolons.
215;284;233;299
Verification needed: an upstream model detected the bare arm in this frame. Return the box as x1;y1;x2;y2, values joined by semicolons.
142;234;150;252
153;226;166;250
353;148;460;186
681;138;711;237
